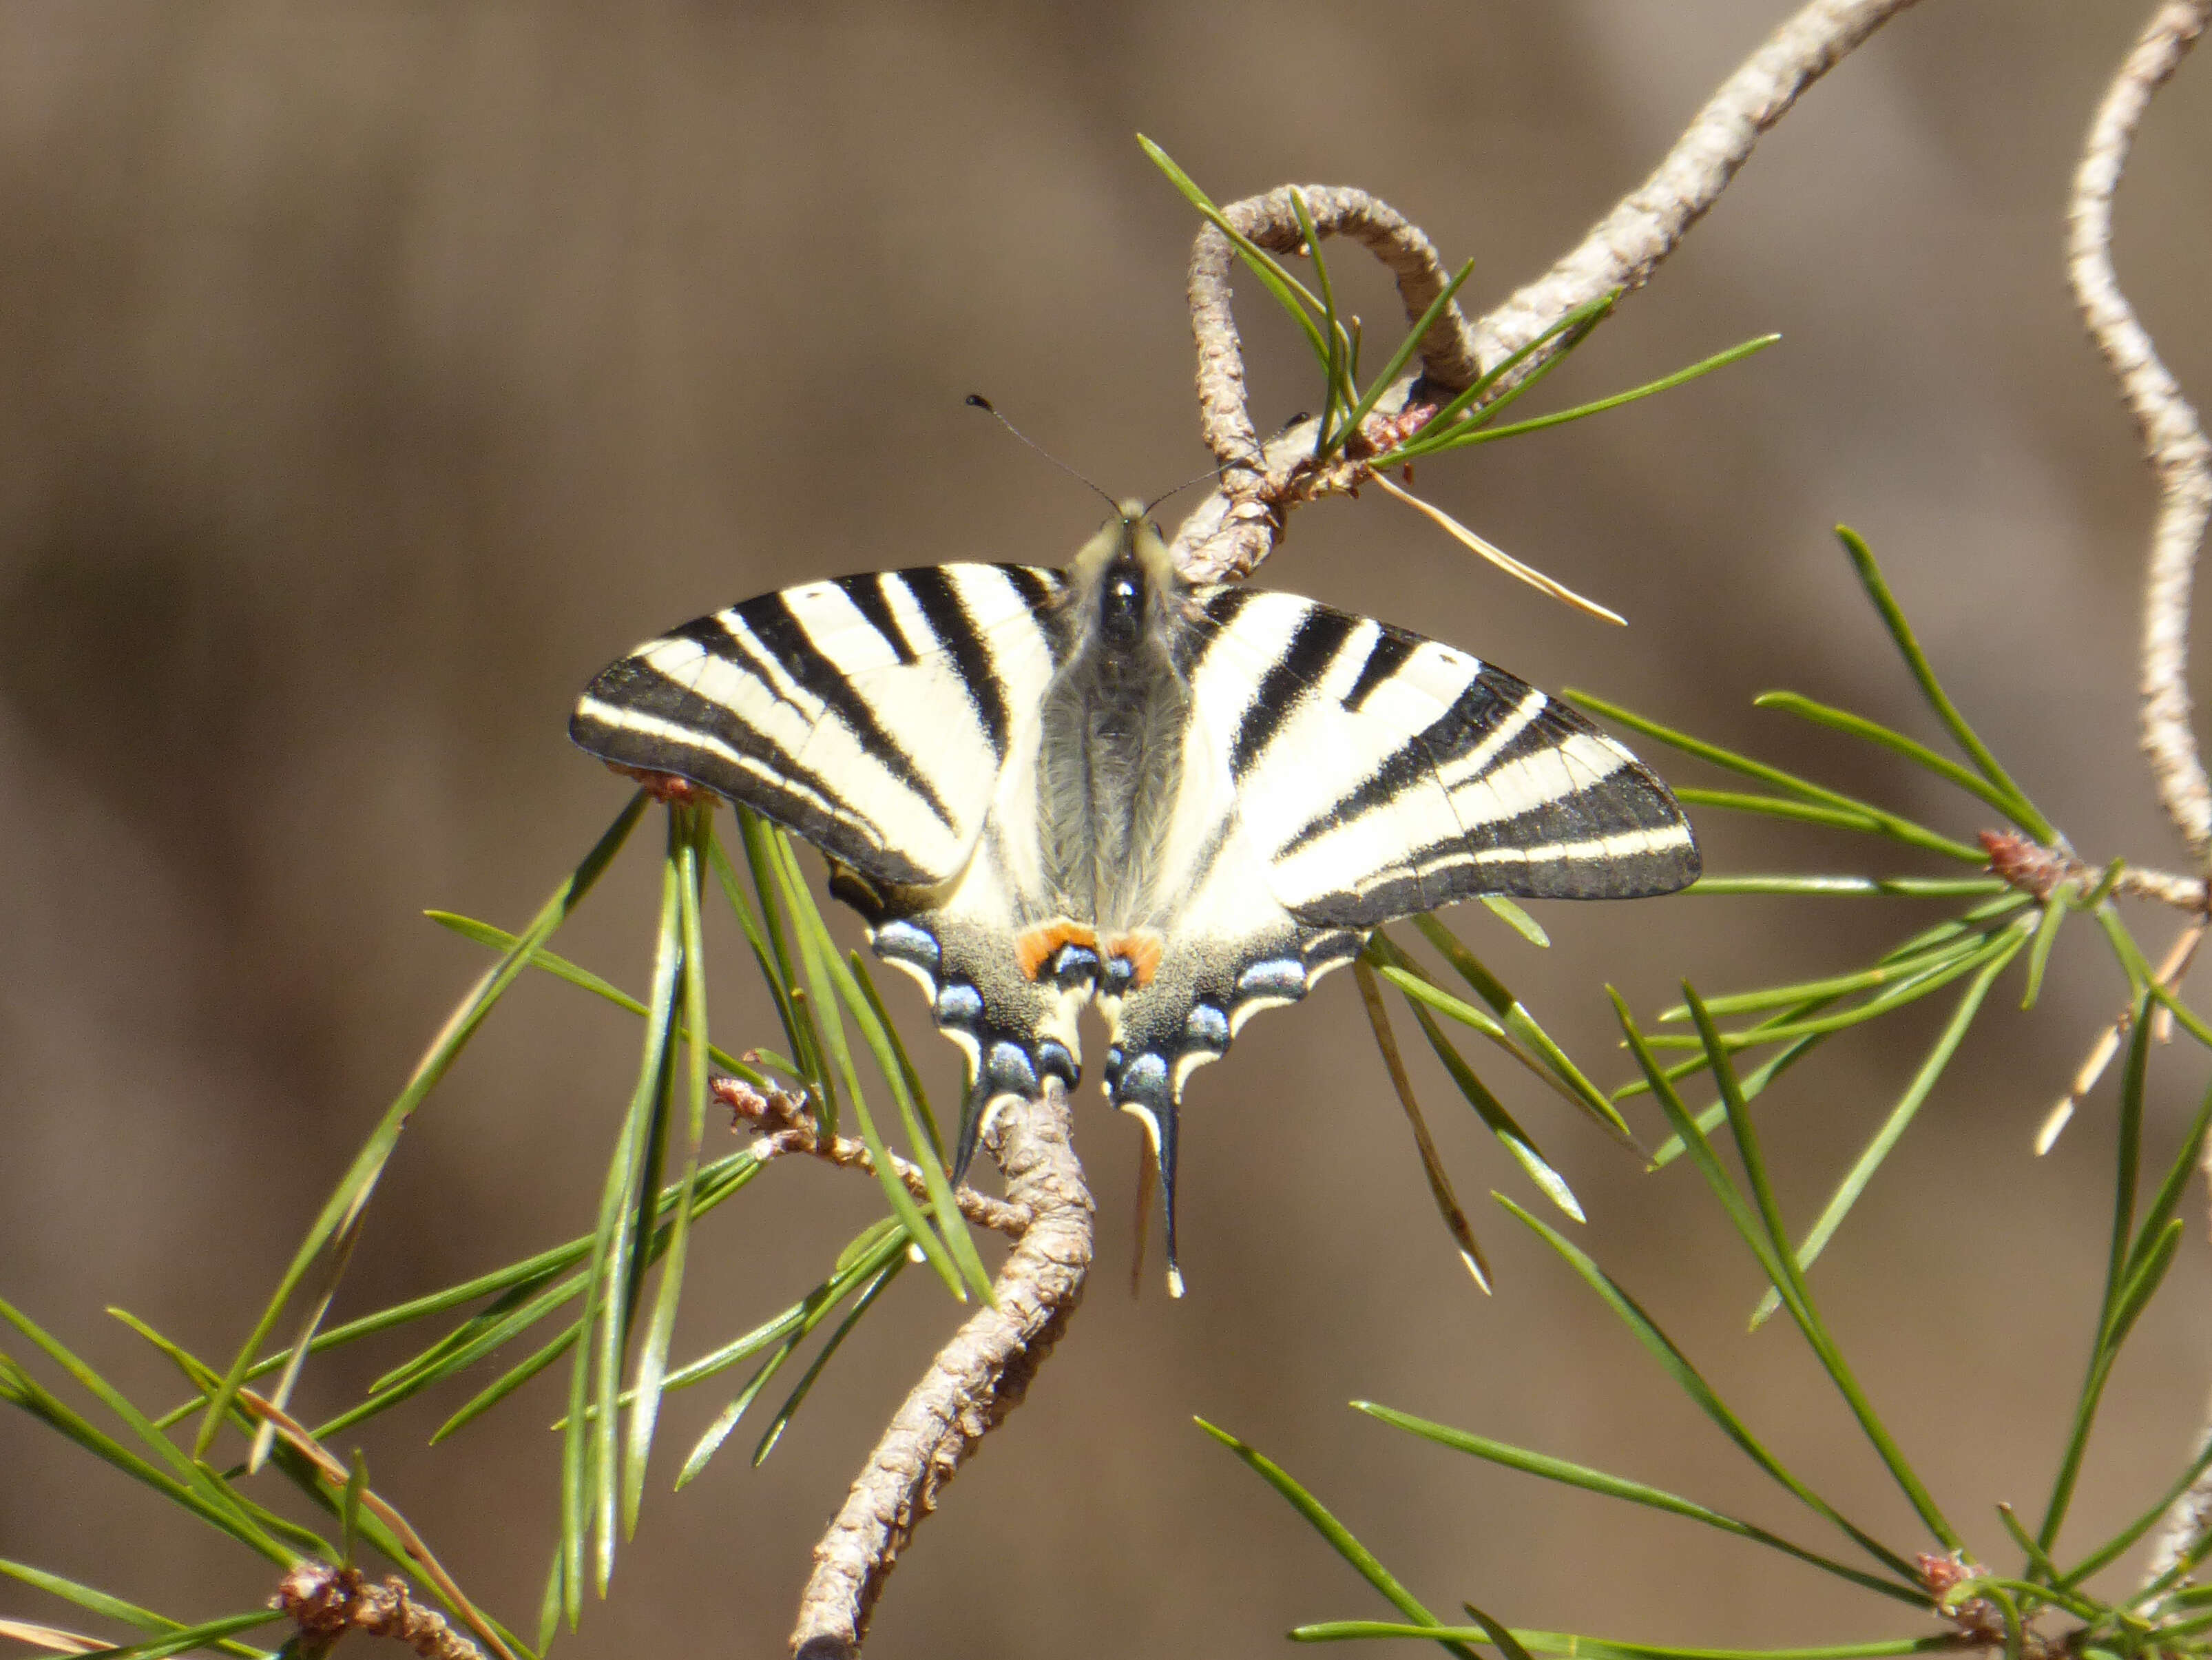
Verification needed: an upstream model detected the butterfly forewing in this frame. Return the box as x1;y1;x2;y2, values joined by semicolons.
1181;587;1698;920
571;564;1066;888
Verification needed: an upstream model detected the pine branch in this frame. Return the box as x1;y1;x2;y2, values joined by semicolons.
1167;0;1927;582
789;1079;1093;1659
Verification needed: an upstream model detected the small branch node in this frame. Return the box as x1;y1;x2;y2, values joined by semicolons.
274;1562;486;1660
1979;829;2208;913
713;1075;1032;1237
1919;1553;2067;1657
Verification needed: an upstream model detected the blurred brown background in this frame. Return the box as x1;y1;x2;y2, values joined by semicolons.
5;2;2211;1655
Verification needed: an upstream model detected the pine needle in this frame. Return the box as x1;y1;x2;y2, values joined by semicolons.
1370;473;1626;626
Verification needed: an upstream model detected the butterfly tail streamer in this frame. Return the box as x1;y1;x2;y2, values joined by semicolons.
1102;1048;1188;1298
1155;1099;1185;1300
950;1075;994;1185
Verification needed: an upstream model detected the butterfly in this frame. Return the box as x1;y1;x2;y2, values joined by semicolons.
570;504;1698;1293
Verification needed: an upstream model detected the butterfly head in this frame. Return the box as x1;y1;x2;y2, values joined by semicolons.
1069;500;1184;645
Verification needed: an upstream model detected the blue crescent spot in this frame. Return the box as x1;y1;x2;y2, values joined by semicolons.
1036;1039;1078;1086
1235;958;1306;1000
1050;943;1100;988
875;920;941;971
1183;1004;1230;1049
935;982;983;1024
1116;1051;1169;1104
985;1040;1039;1093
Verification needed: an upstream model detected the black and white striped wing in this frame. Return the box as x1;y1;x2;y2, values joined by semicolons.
1195;588;1701;920
570;565;1066;889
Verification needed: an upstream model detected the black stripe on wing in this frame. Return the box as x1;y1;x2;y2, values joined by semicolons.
696;596;961;833
832;572;919;665
901;567;1014;758
1342;630;1415;712
1173;584;1257;680
1227;608;1361;778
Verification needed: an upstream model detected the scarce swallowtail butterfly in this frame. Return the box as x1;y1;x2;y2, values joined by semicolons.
571;504;1698;1294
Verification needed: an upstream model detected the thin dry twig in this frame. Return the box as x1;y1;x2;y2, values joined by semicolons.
713;1075;1032;1237
0;1617;103;1655
2069;0;2212;865
2034;920;2206;1158
1979;829;2209;914
1168;0;1926;583
2067;0;2212;1598
789;1080;1093;1659
274;1562;486;1660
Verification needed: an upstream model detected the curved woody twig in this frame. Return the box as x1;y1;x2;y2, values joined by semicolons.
2083;0;2212;1599
1169;0;1927;583
2067;0;2212;865
1187;185;1483;510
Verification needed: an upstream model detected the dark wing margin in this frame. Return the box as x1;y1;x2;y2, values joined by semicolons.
570;563;1066;889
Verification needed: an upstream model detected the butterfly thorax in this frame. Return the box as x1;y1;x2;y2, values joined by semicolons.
1036;510;1193;934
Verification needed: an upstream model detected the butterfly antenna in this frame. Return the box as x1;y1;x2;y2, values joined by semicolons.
1140;464;1235;517
966;395;1121;515
1138;408;1311;516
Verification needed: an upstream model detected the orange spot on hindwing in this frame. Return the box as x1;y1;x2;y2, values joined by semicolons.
1014;921;1100;984
1100;929;1164;992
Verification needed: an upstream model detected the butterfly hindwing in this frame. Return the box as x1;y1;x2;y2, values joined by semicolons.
571;563;1066;888
833;842;1090;1181
1098;911;1361;1294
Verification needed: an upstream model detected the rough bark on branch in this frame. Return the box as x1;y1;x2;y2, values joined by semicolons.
2096;1;2212;1595
790;1081;1093;1659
